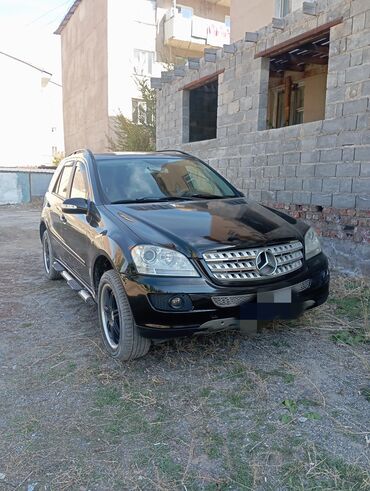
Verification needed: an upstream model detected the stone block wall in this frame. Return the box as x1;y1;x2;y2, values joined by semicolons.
154;0;370;274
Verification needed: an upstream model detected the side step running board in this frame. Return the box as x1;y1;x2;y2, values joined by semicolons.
54;261;95;305
61;270;81;291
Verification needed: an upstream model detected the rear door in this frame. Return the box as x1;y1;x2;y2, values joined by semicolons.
48;162;74;262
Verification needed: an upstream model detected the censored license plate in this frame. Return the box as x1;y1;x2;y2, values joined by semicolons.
240;287;304;320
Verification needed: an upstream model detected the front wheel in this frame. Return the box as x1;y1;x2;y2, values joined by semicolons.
98;270;151;361
42;230;61;280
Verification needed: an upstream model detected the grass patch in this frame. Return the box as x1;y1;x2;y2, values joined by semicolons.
95;386;121;407
282;399;298;414
264;369;295;383
331;330;369;346
360;387;370;403
329;296;364;320
225;431;253;488
205;430;225;459
304;411;321;420
20;322;32;328
282;447;370;490
329;278;369;325
271;339;291;348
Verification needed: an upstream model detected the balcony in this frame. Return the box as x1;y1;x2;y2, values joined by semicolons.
163;10;230;52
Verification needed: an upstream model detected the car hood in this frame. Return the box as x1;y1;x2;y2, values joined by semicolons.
107;198;303;256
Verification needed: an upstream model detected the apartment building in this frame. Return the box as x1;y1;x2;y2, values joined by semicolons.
231;0;312;41
154;0;370;273
55;0;231;154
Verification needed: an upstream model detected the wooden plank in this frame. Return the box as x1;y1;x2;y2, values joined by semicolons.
179;69;225;91
270;62;305;72
284;76;292;126
254;18;343;59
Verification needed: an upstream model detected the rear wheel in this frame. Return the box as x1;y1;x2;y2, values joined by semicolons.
98;270;151;361
42;230;61;280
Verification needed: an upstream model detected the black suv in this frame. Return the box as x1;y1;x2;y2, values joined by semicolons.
40;150;329;360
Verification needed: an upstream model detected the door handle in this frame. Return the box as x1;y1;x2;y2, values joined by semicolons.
60;214;67;224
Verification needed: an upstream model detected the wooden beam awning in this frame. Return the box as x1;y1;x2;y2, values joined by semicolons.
180;69;225;91
255;18;343;59
269;32;330;73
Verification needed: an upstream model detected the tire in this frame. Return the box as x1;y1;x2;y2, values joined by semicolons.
42;230;61;280
98;270;151;361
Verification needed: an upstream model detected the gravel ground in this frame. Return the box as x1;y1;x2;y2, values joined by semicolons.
0;205;369;491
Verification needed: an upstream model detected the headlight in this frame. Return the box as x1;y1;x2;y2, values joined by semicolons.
304;227;322;260
131;245;199;277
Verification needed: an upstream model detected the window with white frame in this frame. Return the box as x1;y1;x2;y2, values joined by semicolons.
133;49;154;76
132;99;147;124
275;0;291;17
176;5;193;18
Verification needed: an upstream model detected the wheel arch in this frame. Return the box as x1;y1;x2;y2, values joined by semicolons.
39;220;47;241
92;253;115;295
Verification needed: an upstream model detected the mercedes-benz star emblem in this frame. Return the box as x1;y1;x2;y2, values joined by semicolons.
255;250;277;276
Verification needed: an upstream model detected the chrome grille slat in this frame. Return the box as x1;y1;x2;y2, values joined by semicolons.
203;241;303;281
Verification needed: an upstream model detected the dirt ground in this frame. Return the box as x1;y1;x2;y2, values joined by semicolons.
0;204;369;491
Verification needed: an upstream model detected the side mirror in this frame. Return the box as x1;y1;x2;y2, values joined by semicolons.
62;197;88;214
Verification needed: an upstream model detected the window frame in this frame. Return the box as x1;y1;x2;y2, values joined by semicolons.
275;0;291;18
270;81;305;128
290;82;305;125
52;162;74;199
133;49;154;76
176;4;193;18
187;78;219;143
69;162;90;200
132;98;148;125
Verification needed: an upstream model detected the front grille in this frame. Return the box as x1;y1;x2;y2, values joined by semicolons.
203;241;304;281
212;294;255;307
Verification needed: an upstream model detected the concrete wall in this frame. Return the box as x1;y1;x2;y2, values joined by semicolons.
60;0;109;154
231;0;275;42
230;1;315;42
155;0;370;273
0;169;54;205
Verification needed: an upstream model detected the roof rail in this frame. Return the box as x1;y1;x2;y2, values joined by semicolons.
157;149;194;158
68;149;94;158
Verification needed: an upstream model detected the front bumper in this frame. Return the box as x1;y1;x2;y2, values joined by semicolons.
122;252;329;338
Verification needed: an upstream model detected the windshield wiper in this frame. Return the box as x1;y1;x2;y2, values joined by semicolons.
180;193;236;200
110;196;193;204
110;194;238;204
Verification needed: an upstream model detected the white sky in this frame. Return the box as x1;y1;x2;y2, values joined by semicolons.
0;0;75;165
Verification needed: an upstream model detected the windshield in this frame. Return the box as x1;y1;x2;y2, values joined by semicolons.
95;157;238;203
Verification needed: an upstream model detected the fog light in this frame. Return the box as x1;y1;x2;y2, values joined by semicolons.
169;296;184;309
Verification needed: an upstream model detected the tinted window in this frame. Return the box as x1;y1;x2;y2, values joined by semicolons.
57;165;73;198
52;171;62;194
96;157;237;203
70;164;88;199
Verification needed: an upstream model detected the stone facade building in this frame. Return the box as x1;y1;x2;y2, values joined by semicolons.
153;0;370;274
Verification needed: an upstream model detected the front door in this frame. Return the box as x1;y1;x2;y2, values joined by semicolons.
49;162;74;263
61;162;93;286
